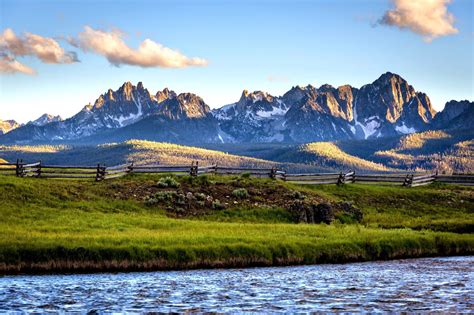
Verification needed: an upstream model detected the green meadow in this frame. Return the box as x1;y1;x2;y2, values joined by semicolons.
0;174;473;274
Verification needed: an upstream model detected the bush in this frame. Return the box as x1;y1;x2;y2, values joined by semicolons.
212;199;225;210
195;193;207;201
145;191;180;205
156;176;180;188
185;175;211;187
232;188;249;199
291;190;306;200
240;172;251;179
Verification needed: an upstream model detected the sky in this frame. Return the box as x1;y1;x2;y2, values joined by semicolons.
1;0;473;123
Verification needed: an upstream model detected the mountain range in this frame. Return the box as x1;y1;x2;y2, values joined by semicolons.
0;72;472;145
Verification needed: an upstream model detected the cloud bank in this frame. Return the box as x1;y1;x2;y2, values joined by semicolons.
0;28;78;74
0;53;35;75
71;26;208;68
380;0;458;42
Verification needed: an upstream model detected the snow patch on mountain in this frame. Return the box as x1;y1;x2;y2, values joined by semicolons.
395;123;416;134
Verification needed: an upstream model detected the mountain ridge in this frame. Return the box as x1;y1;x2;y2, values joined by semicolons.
1;72;472;145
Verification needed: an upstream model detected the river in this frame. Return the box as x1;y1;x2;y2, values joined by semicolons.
0;256;472;312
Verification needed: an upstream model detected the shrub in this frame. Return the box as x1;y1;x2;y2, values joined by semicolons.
240;172;251;179
212;199;225;210
156;176;180;188
145;191;179;205
232;188;249;199
291;190;306;200
195;193;207;201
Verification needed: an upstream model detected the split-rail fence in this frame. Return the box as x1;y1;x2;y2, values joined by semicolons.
1;159;473;187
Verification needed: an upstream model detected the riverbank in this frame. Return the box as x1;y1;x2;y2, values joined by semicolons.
0;174;473;274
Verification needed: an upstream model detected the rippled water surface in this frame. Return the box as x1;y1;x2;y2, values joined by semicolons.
0;256;473;313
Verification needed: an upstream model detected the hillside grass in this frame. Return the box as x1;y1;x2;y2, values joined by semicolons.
277;142;391;172
295;183;474;233
0;174;473;274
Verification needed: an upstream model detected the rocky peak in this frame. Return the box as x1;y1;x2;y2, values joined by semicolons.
0;119;21;135
105;89;115;101
282;85;310;104
156;88;177;103
356;72;419;123
438;100;471;121
318;84;335;92
157;92;210;119
433;100;473;129
28;114;62;126
112;81;136;102
239;90;273;104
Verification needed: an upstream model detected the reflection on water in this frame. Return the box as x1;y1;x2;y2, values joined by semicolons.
0;256;473;312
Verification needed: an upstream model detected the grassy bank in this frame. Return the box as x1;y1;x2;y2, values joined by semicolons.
0;174;473;274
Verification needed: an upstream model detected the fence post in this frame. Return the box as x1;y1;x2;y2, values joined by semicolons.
270;167;276;179
352;170;356;183
403;174;413;187
190;161;198;177
15;159;20;177
128;162;134;174
96;163;102;181
19;159;24;177
337;171;345;185
36;160;42;178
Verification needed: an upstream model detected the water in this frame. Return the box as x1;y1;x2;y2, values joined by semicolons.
0;256;472;313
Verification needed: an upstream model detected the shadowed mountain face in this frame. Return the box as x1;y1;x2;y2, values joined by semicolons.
0;72;471;145
432;100;474;130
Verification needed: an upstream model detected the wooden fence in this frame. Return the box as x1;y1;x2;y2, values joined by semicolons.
1;159;473;187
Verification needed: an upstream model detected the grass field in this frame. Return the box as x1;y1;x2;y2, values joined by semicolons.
0;174;473;274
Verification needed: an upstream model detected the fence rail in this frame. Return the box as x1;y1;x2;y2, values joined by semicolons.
1;159;473;187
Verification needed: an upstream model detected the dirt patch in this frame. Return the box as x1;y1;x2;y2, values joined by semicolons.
103;176;361;223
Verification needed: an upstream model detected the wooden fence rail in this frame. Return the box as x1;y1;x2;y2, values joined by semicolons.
1;159;474;186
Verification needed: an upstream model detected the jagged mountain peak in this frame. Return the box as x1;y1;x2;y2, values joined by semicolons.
157;92;211;119
1;73;466;146
433;100;473;129
156;87;177;103
239;90;274;104
28;113;62;126
0;119;21;135
375;71;405;83
319;84;335;91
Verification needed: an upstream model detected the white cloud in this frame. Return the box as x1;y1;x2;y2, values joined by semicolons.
0;28;78;74
71;26;208;68
0;54;35;75
380;0;458;42
0;28;78;64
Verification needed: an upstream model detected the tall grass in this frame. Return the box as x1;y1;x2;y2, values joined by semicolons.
0;175;473;273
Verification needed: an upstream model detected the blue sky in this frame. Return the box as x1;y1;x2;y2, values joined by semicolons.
1;0;473;123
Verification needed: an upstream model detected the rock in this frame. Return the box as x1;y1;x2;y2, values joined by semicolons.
288;200;335;224
313;203;335;224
